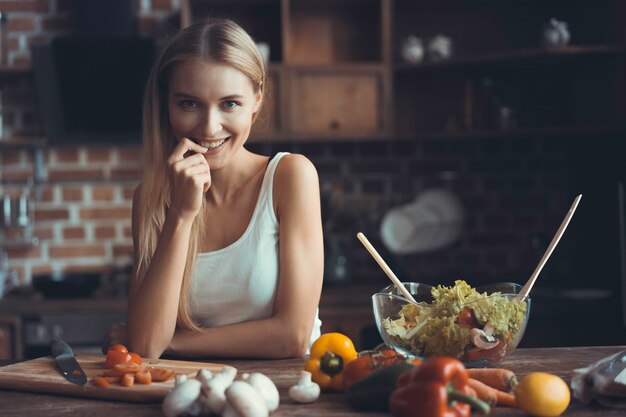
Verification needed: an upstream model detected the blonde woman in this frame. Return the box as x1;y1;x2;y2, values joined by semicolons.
103;19;323;359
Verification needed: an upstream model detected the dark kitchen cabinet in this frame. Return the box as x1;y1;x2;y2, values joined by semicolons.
181;0;625;143
392;0;626;140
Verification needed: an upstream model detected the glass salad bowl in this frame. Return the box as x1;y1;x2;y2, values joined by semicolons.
372;281;531;368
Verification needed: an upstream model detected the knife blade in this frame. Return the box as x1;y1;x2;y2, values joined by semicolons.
51;338;87;386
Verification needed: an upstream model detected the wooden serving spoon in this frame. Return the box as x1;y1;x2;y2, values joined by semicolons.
517;194;582;301
357;232;418;304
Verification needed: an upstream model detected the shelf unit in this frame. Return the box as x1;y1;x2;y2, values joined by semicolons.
180;0;625;143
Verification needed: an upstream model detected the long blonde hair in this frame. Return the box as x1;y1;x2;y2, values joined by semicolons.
137;19;266;331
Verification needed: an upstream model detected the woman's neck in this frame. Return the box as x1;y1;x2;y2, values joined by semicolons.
205;151;267;206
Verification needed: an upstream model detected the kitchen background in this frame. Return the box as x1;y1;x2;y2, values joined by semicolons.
0;0;625;359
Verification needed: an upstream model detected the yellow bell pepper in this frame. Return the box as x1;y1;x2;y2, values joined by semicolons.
305;332;358;392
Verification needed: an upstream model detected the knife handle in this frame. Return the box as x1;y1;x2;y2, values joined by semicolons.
51;337;73;357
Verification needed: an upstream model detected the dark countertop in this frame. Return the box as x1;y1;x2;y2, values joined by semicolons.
0;346;625;416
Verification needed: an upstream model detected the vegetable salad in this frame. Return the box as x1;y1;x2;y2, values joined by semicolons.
381;280;528;360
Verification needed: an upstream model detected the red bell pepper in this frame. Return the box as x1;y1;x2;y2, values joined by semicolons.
389;356;490;417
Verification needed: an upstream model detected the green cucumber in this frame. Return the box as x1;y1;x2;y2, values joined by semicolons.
345;361;415;411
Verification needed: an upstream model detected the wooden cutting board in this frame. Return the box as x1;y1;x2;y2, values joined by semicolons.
0;353;226;402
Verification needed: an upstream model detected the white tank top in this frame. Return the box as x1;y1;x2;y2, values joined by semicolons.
188;152;322;350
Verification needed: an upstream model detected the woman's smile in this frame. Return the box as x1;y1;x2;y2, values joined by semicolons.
191;136;231;152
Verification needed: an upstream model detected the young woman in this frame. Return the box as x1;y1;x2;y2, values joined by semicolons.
104;19;323;359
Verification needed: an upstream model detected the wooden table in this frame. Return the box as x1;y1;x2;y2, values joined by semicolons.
0;346;624;416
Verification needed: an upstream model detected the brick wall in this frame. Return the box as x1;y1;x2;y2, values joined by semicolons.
0;0;172;282
250;137;571;290
1;145;140;281
0;0;572;290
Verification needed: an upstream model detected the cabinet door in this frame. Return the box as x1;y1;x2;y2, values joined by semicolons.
251;69;280;140
289;71;383;136
0;316;20;360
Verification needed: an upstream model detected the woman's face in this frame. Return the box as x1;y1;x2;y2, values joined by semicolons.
167;60;261;169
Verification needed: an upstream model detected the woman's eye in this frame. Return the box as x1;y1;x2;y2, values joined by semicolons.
179;100;197;109
221;101;240;110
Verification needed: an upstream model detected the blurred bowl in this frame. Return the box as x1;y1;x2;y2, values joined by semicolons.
372;282;531;367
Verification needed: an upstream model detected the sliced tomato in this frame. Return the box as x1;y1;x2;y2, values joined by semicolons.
113;362;144;374
105;350;132;369
129;352;143;365
107;344;129;354
92;377;111;389
343;349;421;389
456;308;479;328
464;340;506;362
135;371;152;385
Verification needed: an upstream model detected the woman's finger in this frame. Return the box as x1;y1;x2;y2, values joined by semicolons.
169;138;208;163
183;163;211;178
172;153;209;171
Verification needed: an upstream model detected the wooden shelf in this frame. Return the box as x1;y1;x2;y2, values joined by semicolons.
394;45;626;73
286;63;386;72
395;125;626;141
0;137;47;149
251;130;391;143
0;66;31;76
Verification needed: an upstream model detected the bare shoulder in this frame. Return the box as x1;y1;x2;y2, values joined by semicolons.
273;154;320;211
274;153;318;185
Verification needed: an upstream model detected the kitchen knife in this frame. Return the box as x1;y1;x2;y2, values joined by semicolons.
51;338;87;386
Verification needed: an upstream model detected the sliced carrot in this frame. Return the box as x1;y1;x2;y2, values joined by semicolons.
101;376;122;384
102;368;126;377
92;377;111;389
467;368;518;392
113;363;144;374
121;373;135;387
135;371;152;385
149;368;176;382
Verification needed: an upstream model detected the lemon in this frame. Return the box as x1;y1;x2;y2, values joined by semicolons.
515;372;570;417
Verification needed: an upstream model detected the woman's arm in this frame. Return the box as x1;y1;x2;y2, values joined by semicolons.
167;154;324;358
126;187;193;358
126;139;210;358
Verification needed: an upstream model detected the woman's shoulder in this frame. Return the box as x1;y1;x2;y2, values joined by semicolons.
274;153;318;188
274;153;317;177
273;153;319;208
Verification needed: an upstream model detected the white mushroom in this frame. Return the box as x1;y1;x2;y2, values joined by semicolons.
200;365;237;415
196;368;213;385
471;328;500;350
288;370;320;404
174;374;188;386
243;372;280;412
162;379;202;417
224;380;269;417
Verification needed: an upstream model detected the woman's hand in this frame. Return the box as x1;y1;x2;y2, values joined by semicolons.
167;138;210;220
101;323;128;354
